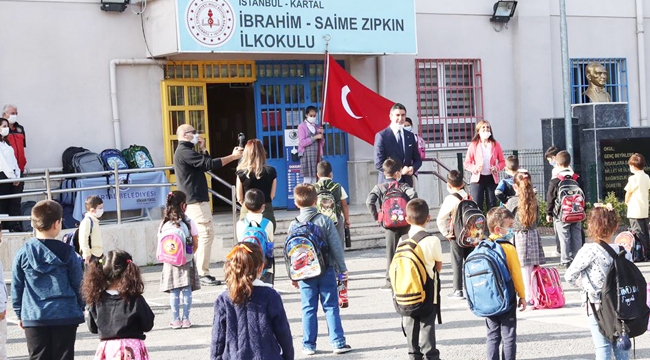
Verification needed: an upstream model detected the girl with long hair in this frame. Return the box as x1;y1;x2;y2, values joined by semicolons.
505;170;546;304
236;139;277;230
565;205;631;359
82;250;154;360
463;120;505;211
159;190;201;329
211;243;293;360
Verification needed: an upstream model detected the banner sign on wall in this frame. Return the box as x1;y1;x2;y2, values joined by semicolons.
176;0;417;54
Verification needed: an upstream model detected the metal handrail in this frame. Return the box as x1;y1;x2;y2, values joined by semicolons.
0;165;239;227
206;171;239;242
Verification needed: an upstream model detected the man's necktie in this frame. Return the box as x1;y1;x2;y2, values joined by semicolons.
397;130;404;159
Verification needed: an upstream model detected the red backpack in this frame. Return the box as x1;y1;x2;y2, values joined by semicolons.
554;174;586;223
378;181;409;229
529;266;565;309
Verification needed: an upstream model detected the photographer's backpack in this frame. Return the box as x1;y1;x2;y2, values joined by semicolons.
284;213;329;281
591;242;649;344
464;239;515;317
378;181;409;229
450;193;487;248
554;174;586;223
314;179;342;225
389;231;441;322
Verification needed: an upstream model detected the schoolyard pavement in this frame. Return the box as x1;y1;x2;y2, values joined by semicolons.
5;236;650;359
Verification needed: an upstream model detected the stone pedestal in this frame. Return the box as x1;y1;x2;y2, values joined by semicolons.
571;103;630;202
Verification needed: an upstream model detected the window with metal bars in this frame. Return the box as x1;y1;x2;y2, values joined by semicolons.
570;58;628;105
415;59;484;148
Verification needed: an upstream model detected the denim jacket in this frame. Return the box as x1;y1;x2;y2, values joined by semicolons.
292;207;347;273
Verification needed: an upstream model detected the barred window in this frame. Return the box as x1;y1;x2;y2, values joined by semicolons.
571;58;628;104
416;59;484;148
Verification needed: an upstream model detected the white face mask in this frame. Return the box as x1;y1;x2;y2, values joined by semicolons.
0;128;9;137
404;126;413;132
306;116;316;123
7;115;16;124
94;209;104;218
190;133;200;145
479;131;491;140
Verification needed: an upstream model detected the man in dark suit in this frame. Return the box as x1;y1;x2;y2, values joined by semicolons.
374;103;422;187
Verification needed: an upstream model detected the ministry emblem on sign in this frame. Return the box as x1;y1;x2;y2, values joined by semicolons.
186;0;235;47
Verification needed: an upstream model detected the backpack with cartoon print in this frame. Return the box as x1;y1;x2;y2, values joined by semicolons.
379;181;409;229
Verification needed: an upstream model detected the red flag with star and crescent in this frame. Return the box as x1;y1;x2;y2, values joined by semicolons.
322;55;394;145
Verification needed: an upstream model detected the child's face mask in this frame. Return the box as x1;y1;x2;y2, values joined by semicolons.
93;205;104;218
497;225;514;242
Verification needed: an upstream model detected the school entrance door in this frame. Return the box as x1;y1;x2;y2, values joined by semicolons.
254;61;349;209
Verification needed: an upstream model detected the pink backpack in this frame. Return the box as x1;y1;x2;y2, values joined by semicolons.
156;221;189;266
529;266;565;309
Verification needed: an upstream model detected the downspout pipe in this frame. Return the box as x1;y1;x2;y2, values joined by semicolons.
636;0;648;127
377;56;386;96
109;59;160;149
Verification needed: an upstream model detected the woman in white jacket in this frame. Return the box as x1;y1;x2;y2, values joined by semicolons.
0;118;20;225
564;204;631;360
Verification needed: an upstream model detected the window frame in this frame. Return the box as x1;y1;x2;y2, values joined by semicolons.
415;59;484;149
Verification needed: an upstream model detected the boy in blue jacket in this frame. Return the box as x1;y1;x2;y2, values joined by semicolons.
290;183;352;356
12;200;84;360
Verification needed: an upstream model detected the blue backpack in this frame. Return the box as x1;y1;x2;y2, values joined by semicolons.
464;239;515;317
100;149;129;170
240;218;273;271
284;213;329;281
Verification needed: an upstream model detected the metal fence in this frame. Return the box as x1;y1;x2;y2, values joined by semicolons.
501;149;546;194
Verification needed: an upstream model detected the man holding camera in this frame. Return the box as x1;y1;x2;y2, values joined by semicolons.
174;124;243;286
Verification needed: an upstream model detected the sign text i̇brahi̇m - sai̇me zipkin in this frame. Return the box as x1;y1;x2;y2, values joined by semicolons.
178;0;416;54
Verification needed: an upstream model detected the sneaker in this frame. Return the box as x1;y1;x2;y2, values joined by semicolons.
182;319;192;329
559;262;571;269
302;348;316;356
200;276;221;286
447;290;465;300
333;345;352;354
379;284;392;291
169;320;182;329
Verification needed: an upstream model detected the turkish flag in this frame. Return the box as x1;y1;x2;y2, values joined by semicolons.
322;55;394;145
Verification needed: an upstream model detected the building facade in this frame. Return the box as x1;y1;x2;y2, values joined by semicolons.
1;0;648;208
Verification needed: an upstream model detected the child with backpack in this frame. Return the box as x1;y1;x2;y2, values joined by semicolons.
565;205;644;360
236;189;275;284
159;191;201;329
465;207;525;360
436;170;471;300
315;160;350;246
79;195;104;264
366;158;417;291
505;170;546;305
546;150;585;268
211;242;293;359
495;155;519;204
390;198;442;360
82;250;154;359
12;200;84;360
545;146;562;257
624;153;650;261
289;183;352;355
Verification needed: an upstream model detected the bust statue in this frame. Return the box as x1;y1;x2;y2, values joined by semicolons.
583;63;611;103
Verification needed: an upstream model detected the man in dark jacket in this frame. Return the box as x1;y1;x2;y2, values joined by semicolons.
174;124;242;286
12;200;84;360
373;103;422;187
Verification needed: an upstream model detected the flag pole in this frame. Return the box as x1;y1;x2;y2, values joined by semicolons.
320;35;331;125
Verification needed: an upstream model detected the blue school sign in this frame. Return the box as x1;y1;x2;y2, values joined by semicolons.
177;0;417;54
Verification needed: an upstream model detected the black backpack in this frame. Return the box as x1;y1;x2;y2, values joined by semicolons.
450;193;487;248
62;147;88;173
591;242;649;343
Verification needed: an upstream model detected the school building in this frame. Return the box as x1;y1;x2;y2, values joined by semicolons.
1;0;648;208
